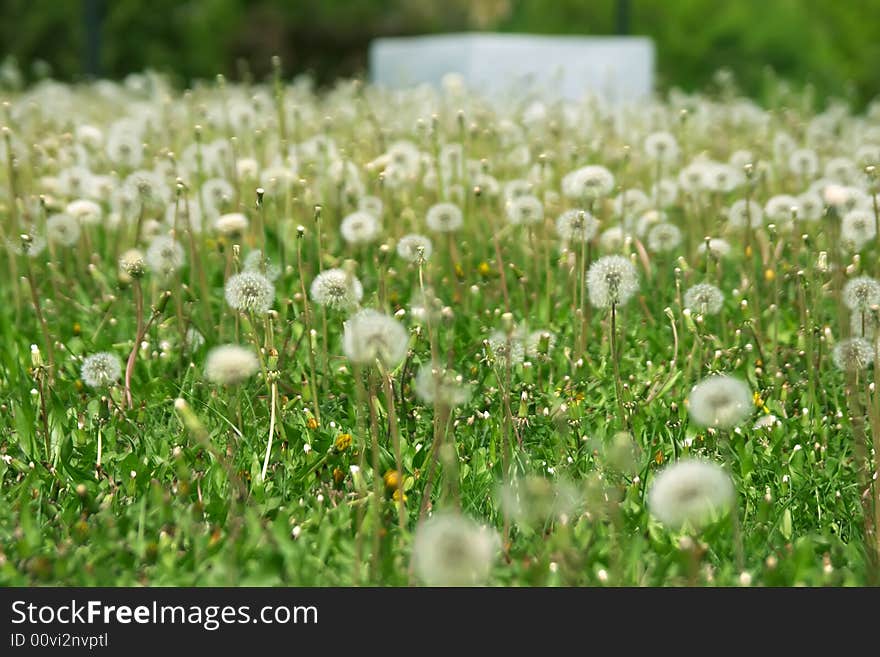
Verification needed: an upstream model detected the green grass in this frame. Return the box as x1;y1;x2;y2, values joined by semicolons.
0;72;878;586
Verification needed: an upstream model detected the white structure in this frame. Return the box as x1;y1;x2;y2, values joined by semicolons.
369;33;654;103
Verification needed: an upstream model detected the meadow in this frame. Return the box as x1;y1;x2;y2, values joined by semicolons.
1;67;879;586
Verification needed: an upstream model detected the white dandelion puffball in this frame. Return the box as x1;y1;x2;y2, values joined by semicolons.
555;209;598;242
688;374;752;429
66;199;102;226
205;345;260;385
648;460;735;530
310;268;364;310
727;199;763;229
644;131;679;163
426;202;463;233
683;283;725;315
764;194;800;223
647;222;682;253
832;338;875;371
145;235;185;278
340;210;380;245
342;309;409;368
213;212;249;236
505;194;544;226
487;329;526;365
843;276;880;311
397;233;433;263
243;249;281;282
525;329;557;357
586;255;640;308
411;513;499;586
562;165;615;200
413;362;472;407
81;352;122;389
841;209;876;250
225;271;275;314
118;248;147;278
46;213;81;247
697;238;732;259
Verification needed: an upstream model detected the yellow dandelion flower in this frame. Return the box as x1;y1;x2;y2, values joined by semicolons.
335;433;352;451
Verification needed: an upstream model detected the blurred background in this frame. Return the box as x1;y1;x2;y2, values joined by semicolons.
1;0;878;106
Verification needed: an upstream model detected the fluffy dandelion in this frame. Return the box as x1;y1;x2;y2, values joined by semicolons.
118;248;146;278
586;255;639;308
562;165;615;200
648;459;735;530
697;238;732;259
505;194;543;226
426;202;463;232
243;249;281;281
498;476;580;527
81;352;122;389
411;513;499;586
727;199;763;229
413;362;472;407
213;212;249;236
832;338;875;371
204;344;260;385
145;235;185;278
66;199;102;226
342;309;409;368
525;329;556;357
340;210;381;245
397;233;433;263
843;276;880;311
684;283;725;315
644;131;679;163
647;222;683;253
46;213;81;247
687;374;752;429
487;329;526;364
841;209;876;250
310;268;363;310
555;209;598;242
225;271;275;314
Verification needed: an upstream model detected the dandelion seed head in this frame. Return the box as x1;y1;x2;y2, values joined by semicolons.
562;165;615;200
81;352;122;389
644;131;679;163
145;235;185;278
647;222;682;253
832;338;875;371
204;344;260;385
587;255;639;308
243;249;281;281
411;513;499;586
843;276;880;311
426;202;464;232
688;374;752;429
697;238;732;259
310;268;363;310
648;459;735;530
727;199;763;229
65;199;102;226
555;209;597;242
225;271;275;314
413;362;471;407
340;210;381;245
683;283;725;315
841;209;877;250
118;248;147;278
46;213;81;247
213;212;249;236
397;233;433;263
342;309;409;368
